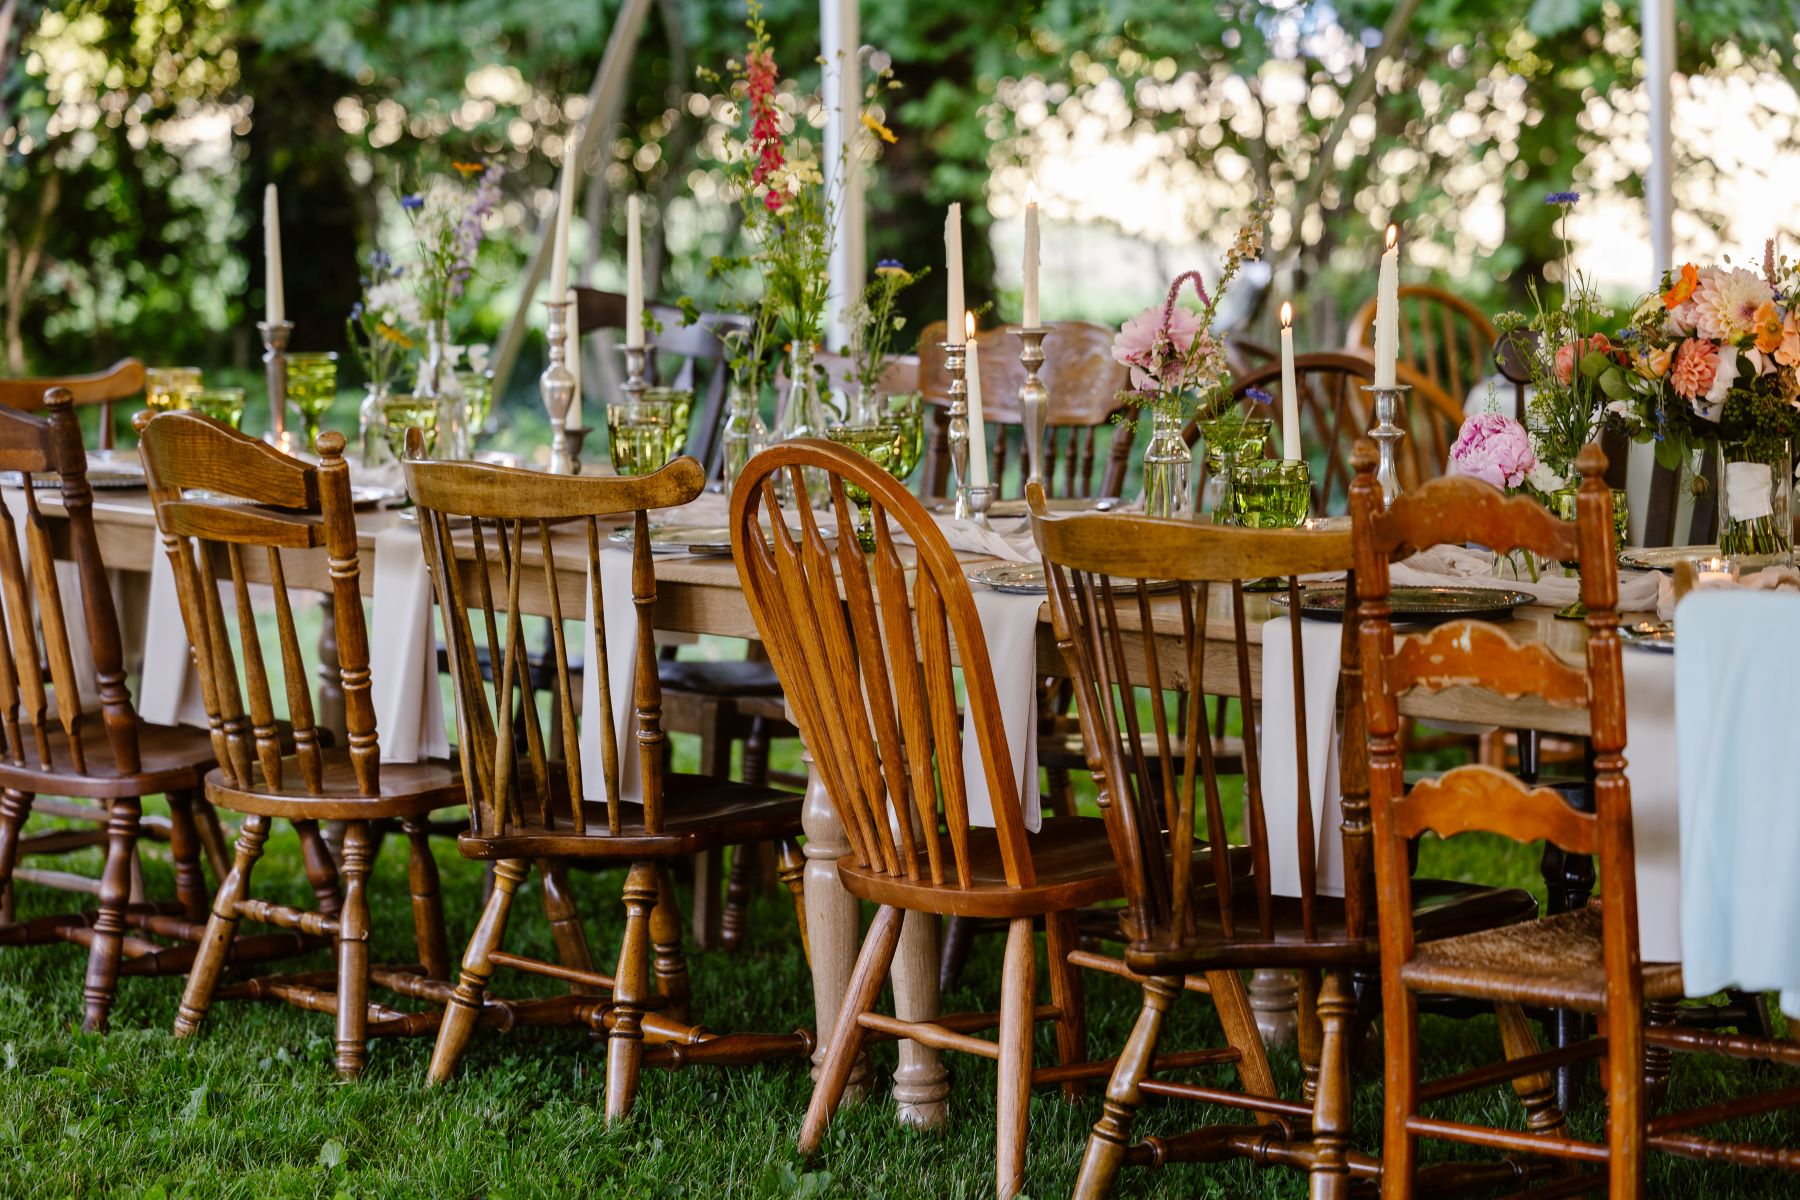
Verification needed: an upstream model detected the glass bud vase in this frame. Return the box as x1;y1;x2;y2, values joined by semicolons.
414;318;468;460
774;342;827;506
1715;438;1793;568
1197;417;1272;524
358;381;394;472
1140;406;1194;519
721;376;769;502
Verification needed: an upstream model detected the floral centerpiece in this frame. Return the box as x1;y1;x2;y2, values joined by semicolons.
1109;196;1270;517
842;259;925;421
346;249;418;467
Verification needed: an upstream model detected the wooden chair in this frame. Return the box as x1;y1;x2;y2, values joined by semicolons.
1198;351;1462;515
0;387;240;1033
734;438;1236;1199
138;412;461;1079
0;358;144;449
1032;498;1546;1199
1346;284;1496;409
1354;442;1665;1196
916;320;1132;499
406;449;810;1116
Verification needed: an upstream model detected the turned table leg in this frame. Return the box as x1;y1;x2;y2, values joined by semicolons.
1249;968;1300;1051
891;908;950;1129
797;732;868;1101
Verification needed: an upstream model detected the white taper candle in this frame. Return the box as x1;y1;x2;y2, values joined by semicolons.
1022;184;1040;328
564;288;583;430
945;202;965;345
263;184;285;325
965;312;988;488
1374;224;1400;388
625;194;644;349
1280;302;1300;462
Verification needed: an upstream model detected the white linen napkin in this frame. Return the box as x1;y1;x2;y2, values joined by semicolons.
1262;615;1346;898
927;514;1038;564
1655;564;1800;620
1391;543;1663;612
578;546;643;809
961;588;1041;832
1672;590;1800;1014
1621;646;1679;963
368;524;449;763
137;544;208;728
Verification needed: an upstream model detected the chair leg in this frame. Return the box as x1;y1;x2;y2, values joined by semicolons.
1044;910;1086;1099
938;914;978;994
1297;968;1324;1104
741;717;771;786
1606;994;1648;1199
164;789;211;923
294;819;342;916
605;862;660;1123
0;788;35;912
720;845;754;952
427;857;529;1085
82;795;143;1033
401;817;450;981
690;849;723;950
1074;974;1180;1199
175;813;270;1038
650;865;692;1024
1497;1000;1569;1136
334;821;374;1080
996;916;1036;1200
1208;967;1280;1102
540;859;599;994
1380;986;1421;1200
1308;971;1356;1200
774;838;809;966
193;799;232;885
799;904;904;1156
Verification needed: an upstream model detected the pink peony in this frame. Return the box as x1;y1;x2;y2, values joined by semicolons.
1112;304;1204;392
1448;412;1537;490
1552;334;1614;386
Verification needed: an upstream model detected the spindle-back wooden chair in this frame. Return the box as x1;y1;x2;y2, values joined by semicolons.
917;320;1132;500
1346;284;1496;409
138;412;461;1079
0;388;238;1033
406;449;810;1117
0;358;144;449
1032;500;1545;1199
734;439;1237;1199
1197;352;1462;515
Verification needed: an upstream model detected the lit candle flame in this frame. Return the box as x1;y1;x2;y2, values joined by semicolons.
1026;181;1038;207
1280;301;1293;329
1385;224;1398;251
965;310;977;340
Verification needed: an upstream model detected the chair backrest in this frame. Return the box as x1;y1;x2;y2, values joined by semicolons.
0;389;140;775
1197;352;1462;515
137;413;365;796
1033;501;1369;957
575;287;749;475
405;449;702;839
916;320;1132;500
1352;440;1637;996
808;349;920;401
1346;284;1497;409
0;359;145;450
733;438;1036;889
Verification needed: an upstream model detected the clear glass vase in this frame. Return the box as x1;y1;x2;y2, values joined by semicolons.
721;376;769;502
358;381;394;472
774;342;828;506
414;318;468;461
1140;406;1194;519
1715;438;1793;567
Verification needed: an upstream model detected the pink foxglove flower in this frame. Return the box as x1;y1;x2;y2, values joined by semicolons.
1448;412;1537;490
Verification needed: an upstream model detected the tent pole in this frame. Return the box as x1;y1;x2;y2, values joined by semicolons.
821;0;864;354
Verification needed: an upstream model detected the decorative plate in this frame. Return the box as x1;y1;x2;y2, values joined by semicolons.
350;485;401;509
1274;585;1537;624
1618;545;1719;573
4;462;147;490
611;522;833;556
1620;619;1675;653
967;562;1178;596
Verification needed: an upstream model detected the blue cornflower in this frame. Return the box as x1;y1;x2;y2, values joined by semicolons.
400;194;424;210
1544;190;1580;205
350;301;365;321
1618;328;1637;342
1245;387;1274;404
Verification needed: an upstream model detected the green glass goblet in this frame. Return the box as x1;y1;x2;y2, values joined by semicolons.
192;387;247;430
456;368;495;442
826;423;900;552
1232;459;1312;530
883;392;925;484
287;351;340;451
607;398;679;477
383;394;440;464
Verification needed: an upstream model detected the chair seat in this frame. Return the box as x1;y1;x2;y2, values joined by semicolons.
206;752;463;821
0;720;217;799
657;658;784;698
1123;876;1540;976
836;814;1126;919
1400;906;1684;1012
456;774;802;861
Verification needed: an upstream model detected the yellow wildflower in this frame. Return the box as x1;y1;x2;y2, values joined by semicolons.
451;161;486;177
377;323;415;350
860;112;897;145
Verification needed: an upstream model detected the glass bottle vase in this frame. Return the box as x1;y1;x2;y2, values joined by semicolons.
721;376;770;502
414;318;468;460
359;381;394;472
774;342;828;506
1139;406;1194;519
1714;438;1793;568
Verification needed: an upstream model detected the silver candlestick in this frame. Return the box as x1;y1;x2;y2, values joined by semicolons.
540;299;577;474
620;343;648;408
940;339;971;519
1363;383;1410;508
1009;326;1050;492
966;482;996;531
258;320;293;440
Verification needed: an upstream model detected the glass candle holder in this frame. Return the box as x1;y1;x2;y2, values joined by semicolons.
286;351;341;451
192;387;247;430
1232;459;1312;529
607;397;680;477
383;393;440;462
145;367;203;414
1693;555;1740;586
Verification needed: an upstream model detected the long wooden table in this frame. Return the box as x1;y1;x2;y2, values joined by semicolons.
39;486;1617;1125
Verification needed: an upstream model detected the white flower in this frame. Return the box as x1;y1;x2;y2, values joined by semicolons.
1527;461;1566;495
365;280;420;327
465;343;491;373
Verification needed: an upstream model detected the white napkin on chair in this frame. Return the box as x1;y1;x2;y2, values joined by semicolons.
1262;615;1346;898
578;546;643;808
8;502;102;711
961;588;1041;832
137;544;208;728
369;524;449;763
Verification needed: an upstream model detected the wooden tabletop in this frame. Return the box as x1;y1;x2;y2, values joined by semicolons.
27;486;1621;737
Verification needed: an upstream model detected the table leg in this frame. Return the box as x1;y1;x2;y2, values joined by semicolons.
1248;968;1300;1051
316;599;349;865
891;909;950;1129
798;738;867;1101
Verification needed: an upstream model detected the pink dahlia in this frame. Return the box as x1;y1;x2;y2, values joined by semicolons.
1670;337;1719;403
1447;412;1537;490
1690;267;1773;343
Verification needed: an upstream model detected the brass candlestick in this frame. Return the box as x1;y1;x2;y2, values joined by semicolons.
939;339;971;519
540;299;577;474
258;319;293;441
1009;326;1051;491
1363;383;1410;508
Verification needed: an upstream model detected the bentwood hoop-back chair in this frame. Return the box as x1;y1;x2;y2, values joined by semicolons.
1031;500;1545;1200
0;358;144;449
1346;283;1496;409
0;388;234;1033
734;440;1223;1200
404;448;810;1119
1355;442;1662;1196
138;412;461;1079
917;320;1133;499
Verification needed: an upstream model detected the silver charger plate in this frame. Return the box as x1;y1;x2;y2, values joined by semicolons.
1620;619;1675;652
611;522;834;557
968;562;1178;596
1619;545;1719;573
1274;584;1537;624
350;485;402;509
4;463;146;490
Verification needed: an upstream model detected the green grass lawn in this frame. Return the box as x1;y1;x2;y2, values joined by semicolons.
5;721;1800;1197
